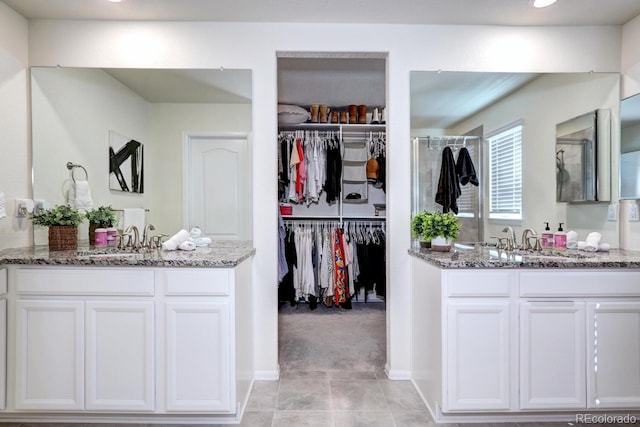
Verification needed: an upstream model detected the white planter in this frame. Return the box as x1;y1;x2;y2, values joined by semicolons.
431;236;452;252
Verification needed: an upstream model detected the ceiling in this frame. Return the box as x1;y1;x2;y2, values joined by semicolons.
11;1;637;128
3;0;640;26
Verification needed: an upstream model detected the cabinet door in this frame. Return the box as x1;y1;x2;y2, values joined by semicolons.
0;299;6;410
85;301;155;411
445;300;511;411
15;300;84;410
587;301;640;409
165;301;233;412
520;301;586;409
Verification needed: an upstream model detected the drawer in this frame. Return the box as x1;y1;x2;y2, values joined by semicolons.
0;267;6;295
520;270;640;297
445;270;513;297
160;268;232;296
15;267;155;296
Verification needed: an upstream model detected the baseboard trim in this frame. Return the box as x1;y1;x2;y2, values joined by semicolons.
385;365;411;380
254;369;280;381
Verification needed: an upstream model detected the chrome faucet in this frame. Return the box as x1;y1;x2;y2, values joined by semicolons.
124;225;140;249
142;223;156;247
502;226;517;251
521;228;538;251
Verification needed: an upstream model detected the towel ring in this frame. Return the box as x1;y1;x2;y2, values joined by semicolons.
66;162;88;182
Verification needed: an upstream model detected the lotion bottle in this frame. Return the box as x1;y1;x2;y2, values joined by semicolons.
541;222;553;248
554;222;567;251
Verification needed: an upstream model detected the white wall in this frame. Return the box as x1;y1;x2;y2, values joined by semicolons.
149;103;252;234
7;18;626;378
0;3;29;250
452;73;620;246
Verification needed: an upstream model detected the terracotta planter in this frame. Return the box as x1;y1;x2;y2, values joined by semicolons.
48;225;78;251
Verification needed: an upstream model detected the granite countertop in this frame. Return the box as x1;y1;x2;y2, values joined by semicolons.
409;244;640;269
0;241;256;268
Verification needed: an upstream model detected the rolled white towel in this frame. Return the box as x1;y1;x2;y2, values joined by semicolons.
162;229;190;251
192;237;212;247
583;231;602;252
178;240;196;251
578;241;610;252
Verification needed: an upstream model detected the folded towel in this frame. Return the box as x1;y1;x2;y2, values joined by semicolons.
583;231;602;252
178;240;196;251
122;208;146;232
192;237;212;247
0;192;6;219
68;180;93;213
162;229;190;251
578;241;610;252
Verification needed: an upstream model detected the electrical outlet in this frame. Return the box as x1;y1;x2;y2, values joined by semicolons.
607;203;618;221
629;203;640;222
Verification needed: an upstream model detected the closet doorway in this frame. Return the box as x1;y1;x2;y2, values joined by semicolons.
276;53;388;376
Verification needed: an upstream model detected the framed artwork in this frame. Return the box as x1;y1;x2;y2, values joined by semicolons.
109;130;144;193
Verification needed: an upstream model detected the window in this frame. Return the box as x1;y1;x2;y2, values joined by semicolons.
488;123;522;220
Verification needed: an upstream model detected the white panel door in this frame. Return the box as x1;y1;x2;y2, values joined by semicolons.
520;301;586;409
85;301;155;411
445;300;511;411
165;301;233;412
15;300;84;410
587;301;640;409
185;133;251;240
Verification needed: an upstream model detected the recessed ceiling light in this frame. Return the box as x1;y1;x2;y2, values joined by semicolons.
531;0;558;8
108;0;123;3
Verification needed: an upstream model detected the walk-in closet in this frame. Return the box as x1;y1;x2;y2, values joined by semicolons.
276;54;388;375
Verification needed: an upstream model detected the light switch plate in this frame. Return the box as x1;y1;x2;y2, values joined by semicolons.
629;203;640;222
607;203;618;221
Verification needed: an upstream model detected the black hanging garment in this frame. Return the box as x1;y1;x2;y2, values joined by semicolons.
324;142;342;204
435;146;461;214
278;229;298;308
455;147;479;186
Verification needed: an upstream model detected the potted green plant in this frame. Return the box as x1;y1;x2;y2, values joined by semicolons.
32;204;84;251
411;210;461;251
85;206;116;245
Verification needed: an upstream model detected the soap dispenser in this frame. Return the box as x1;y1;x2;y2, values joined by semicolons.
542;222;553;248
554;223;567;251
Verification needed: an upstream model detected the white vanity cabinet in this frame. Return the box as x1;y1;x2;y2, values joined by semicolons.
13;268;156;411
519;301;586;409
443;271;515;411
0;259;254;424
411;257;640;423
587;301;640;408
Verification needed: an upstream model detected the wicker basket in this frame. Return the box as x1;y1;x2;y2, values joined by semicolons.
48;225;78;251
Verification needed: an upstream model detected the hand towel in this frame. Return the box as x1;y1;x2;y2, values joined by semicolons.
455;147;479;186
435;147;461;214
178;240;196;251
122;208;146;232
162;229;190;251
578;241;610;252
0;192;6;219
583;232;602;252
68;180;93;213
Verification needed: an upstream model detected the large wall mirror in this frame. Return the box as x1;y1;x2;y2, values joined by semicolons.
30;67;253;245
410;71;620;245
620;93;640;199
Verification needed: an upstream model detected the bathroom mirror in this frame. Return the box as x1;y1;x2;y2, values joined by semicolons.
30;67;253;245
555;110;612;203
411;71;619;243
620;93;640;199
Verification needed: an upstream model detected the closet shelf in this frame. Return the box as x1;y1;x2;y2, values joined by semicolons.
279;123;386;132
